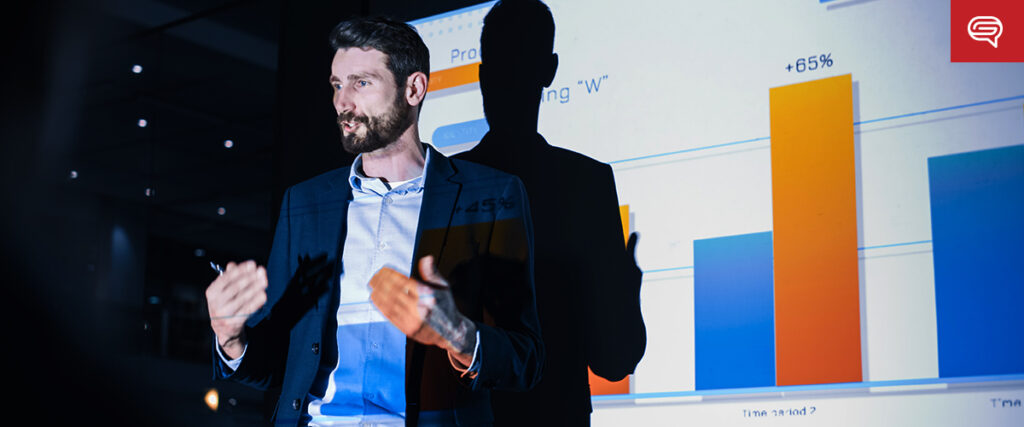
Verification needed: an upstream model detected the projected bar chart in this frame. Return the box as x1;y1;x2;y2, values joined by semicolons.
694;231;775;390
929;145;1024;378
769;74;862;386
411;2;1024;424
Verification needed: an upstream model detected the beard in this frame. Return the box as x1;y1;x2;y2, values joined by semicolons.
337;90;415;154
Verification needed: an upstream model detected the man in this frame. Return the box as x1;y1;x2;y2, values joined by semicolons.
456;1;645;425
206;17;542;426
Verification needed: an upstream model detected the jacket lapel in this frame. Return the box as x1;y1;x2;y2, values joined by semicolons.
410;145;462;280
406;146;462;424
318;167;353;313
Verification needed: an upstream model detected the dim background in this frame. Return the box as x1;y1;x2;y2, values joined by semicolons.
1;1;483;424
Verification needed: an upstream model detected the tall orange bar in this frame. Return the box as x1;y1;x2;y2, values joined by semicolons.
769;74;861;386
588;205;632;395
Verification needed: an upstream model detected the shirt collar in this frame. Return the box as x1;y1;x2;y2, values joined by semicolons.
348;145;431;195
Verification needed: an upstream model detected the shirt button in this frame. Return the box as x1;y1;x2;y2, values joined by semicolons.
378;241;387;250
311;342;320;355
384;196;393;205
291;398;301;410
365;393;375;400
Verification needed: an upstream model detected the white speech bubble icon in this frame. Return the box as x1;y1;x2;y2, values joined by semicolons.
968;16;1003;48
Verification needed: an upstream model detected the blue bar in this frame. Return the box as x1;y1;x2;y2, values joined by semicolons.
694;231;775;390
929;144;1024;378
431;118;489;148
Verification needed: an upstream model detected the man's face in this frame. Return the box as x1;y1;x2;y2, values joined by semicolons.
330;47;414;154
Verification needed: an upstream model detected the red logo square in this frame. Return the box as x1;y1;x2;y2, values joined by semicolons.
951;0;1024;62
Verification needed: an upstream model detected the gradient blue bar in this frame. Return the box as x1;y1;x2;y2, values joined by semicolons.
431;118;489;148
929;144;1024;378
694;231;775;390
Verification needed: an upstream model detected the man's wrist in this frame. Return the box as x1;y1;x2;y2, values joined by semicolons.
444;317;477;364
447;329;481;378
217;331;247;359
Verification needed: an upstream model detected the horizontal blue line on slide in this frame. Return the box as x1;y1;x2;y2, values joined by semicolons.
407;1;496;25
609;94;1024;165
641;239;932;274
591;373;1024;401
858;240;932;251
432;118;489;148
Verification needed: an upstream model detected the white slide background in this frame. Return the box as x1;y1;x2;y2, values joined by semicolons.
410;1;1024;425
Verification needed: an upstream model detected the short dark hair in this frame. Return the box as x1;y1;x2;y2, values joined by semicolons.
329;16;431;88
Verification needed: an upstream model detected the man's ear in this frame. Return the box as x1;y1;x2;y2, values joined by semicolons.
405;71;429;107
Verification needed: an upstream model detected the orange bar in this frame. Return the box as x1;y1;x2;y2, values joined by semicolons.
619;204;630;243
769;74;862;386
427;62;480;92
588;205;632;396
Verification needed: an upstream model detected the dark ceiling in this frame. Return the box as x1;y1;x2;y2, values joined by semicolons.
67;0;282;258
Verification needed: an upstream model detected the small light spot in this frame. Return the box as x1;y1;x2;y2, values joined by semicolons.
137;119;148;128
132;64;143;74
204;389;219;412
69;170;78;179
194;248;206;257
217;207;226;216
147;296;160;304
144;187;153;197
223;139;233;148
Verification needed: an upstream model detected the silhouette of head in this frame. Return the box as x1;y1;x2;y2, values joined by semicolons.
479;0;558;132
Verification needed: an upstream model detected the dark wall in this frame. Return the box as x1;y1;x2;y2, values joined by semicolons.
1;1;500;425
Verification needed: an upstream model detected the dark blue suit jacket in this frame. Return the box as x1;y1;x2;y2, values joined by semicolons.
214;146;543;425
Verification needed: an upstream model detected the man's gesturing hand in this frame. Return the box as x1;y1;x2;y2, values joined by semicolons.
369;256;477;368
205;260;268;360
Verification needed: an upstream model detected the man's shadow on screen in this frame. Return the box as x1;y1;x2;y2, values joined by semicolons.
454;0;646;423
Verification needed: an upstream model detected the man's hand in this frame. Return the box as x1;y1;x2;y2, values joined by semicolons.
206;260;268;360
369;256;478;368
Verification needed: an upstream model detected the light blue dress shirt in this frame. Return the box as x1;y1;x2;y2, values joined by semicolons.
220;149;479;426
305;152;427;425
